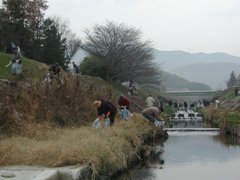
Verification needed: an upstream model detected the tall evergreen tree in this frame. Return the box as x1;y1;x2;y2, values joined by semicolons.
0;0;48;57
51;17;81;69
227;71;237;88
41;18;67;68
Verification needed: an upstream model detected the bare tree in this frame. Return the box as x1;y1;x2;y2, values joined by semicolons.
82;21;161;86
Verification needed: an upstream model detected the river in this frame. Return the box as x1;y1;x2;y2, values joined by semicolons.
117;121;240;180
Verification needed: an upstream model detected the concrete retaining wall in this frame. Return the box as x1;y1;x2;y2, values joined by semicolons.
0;166;91;180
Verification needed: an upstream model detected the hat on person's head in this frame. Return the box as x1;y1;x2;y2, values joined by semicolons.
94;100;101;107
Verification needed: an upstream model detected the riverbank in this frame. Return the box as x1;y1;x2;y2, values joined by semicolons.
204;107;240;136
204;87;240;136
0;53;168;179
0;114;167;179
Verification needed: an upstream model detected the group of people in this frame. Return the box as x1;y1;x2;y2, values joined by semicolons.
92;94;165;128
5;41;82;84
168;99;209;112
44;63;62;85
44;61;80;86
93;94;165;128
5;42;81;87
5;42;164;128
144;95;165;127
93;95;131;128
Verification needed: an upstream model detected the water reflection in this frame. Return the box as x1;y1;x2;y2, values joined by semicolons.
117;121;240;180
167;121;203;128
214;134;240;147
144;146;164;169
116;151;165;180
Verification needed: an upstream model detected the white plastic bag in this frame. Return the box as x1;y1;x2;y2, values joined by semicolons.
154;120;165;127
104;118;110;128
120;107;132;120
92;118;101;128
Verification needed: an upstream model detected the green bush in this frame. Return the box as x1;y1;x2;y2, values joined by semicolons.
80;56;108;80
228;112;240;125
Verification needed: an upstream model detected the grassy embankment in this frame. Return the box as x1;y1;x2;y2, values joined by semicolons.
0;114;162;178
0;52;46;80
204;88;240;135
0;52;165;178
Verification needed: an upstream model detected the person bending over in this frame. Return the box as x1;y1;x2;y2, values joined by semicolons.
142;106;163;123
94;100;117;126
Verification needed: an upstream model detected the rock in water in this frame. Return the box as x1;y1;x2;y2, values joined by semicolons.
1;172;16;178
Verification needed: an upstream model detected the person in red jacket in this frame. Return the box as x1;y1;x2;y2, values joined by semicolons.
118;95;131;120
118;95;130;110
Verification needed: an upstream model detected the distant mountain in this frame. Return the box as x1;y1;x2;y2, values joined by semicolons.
153;49;240;71
169;62;240;90
161;71;211;91
71;48;240;90
152;49;240;90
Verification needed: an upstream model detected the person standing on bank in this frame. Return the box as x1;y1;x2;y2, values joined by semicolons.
94;100;117;126
72;62;80;75
5;43;23;75
146;94;155;107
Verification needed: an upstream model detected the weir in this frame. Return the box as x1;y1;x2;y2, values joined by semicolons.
166;109;220;132
164;128;220;132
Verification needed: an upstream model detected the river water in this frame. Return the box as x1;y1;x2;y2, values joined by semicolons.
117;121;240;180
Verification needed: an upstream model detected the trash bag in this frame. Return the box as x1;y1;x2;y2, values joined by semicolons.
120;108;128;120
93;118;101;128
104;118;110;128
120;107;132;120
154;120;165;127
11;62;22;75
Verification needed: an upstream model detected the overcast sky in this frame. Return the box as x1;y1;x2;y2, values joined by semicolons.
45;0;240;56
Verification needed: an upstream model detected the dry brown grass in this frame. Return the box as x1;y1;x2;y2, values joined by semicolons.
0;65;155;178
0;74;121;136
0;113;154;177
0;57;161;178
204;105;232;128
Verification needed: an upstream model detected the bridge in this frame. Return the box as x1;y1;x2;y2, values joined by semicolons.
165;90;220;102
166;90;219;96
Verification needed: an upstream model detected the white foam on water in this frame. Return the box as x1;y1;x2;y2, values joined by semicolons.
167;131;219;136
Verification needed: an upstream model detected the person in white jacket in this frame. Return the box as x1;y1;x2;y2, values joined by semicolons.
146;94;155;107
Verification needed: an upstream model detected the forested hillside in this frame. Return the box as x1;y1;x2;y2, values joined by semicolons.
161;71;211;91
